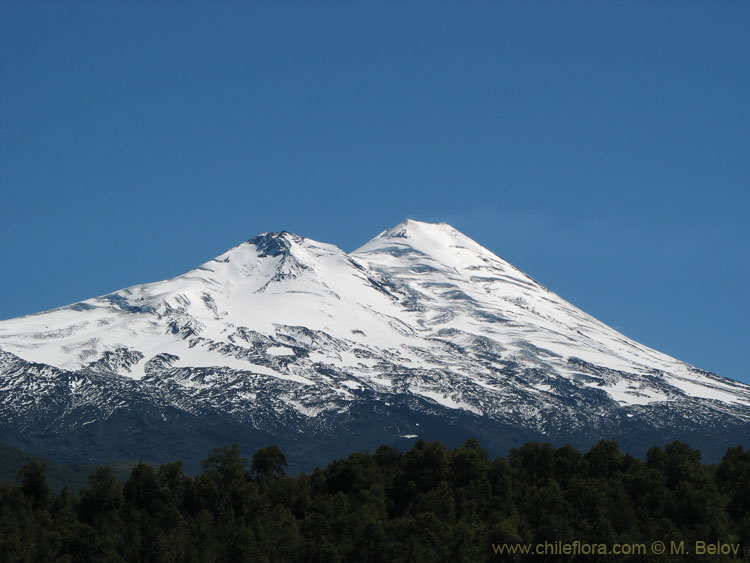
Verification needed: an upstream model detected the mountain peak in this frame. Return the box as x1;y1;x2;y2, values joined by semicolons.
378;219;458;240
356;219;498;271
246;231;304;257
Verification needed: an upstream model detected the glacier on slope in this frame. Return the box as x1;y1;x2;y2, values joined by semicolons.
0;220;748;470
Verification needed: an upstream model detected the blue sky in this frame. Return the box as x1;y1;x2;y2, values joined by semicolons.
1;2;748;384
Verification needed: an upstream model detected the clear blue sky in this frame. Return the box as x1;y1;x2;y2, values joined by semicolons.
1;2;748;384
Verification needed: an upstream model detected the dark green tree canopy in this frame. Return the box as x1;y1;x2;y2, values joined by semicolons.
2;438;748;562
251;445;288;480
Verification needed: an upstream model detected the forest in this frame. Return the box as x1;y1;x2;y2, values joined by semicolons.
1;438;748;562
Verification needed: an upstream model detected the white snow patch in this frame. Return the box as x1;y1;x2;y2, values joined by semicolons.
286;400;323;417
369;376;393;388
667;377;750;405
266;346;295;356
411;387;481;414
603;380;669;406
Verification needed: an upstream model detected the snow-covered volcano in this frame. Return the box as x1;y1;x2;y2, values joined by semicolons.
1;220;748;470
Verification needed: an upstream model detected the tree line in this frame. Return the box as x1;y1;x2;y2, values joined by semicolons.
1;438;749;562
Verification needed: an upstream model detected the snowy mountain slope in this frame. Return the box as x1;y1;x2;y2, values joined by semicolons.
353;221;750;407
0;220;748;469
